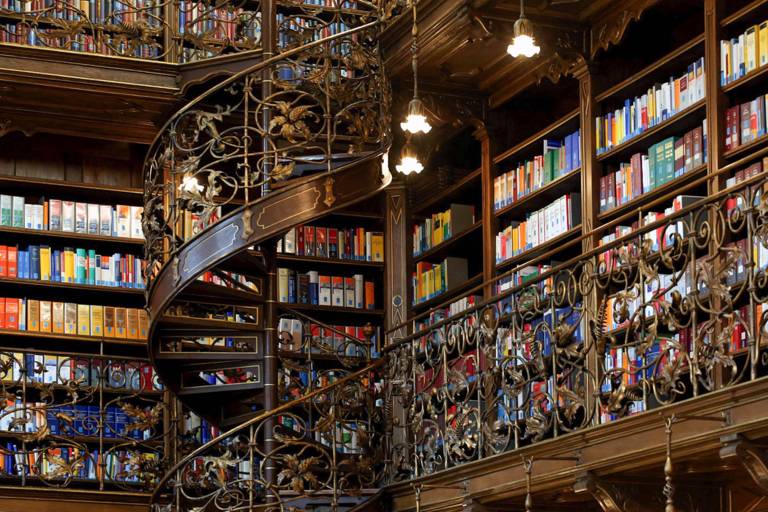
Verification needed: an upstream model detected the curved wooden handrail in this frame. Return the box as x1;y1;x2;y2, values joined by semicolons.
151;357;386;503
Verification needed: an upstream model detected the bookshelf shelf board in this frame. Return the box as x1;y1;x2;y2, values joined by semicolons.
0;328;147;348
595;99;707;163
0;226;145;247
178;281;264;307
2;379;163;398
412;221;483;264
493;110;580;165
0;176;142;203
594;34;705;104
0;277;145;301
494;167;582;220
0;430;163;448
412;167;482;216
723;133;768;161
722;0;768;27
277;302;385;318
157;315;263;335
721;63;768;95
495;226;582;273
410;272;483;314
276;253;384;270
597;163;708;222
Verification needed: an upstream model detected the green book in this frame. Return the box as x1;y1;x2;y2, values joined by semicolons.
648;142;657;190
11;196;24;228
655;142;666;186
76;248;87;284
664;137;675;185
0;195;11;226
88;249;97;285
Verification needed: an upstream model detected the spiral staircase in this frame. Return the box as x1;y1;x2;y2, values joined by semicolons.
141;3;399;509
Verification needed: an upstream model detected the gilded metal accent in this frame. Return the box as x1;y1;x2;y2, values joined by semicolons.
323;176;336;208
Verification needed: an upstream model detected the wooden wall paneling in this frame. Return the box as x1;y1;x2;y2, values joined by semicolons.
704;0;727;193
385;180;409;341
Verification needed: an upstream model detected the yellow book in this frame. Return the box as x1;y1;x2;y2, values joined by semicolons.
77;304;90;336
90;305;104;337
138;309;149;339
115;307;127;339
747;25;758;73
104;307;116;338
64;249;75;283
126;308;139;340
426;268;434;298
444;209;452;239
760;21;768;67
434;264;442;295
39;300;51;332
64;303;77;334
27;300;40;331
52;302;64;334
371;234;384;262
40;246;51;281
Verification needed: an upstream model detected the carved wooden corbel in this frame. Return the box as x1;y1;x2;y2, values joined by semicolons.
720;433;768;495
573;471;646;512
590;0;659;59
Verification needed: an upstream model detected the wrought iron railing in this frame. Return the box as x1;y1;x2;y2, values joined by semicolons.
0;349;172;490
382;151;768;482
150;356;386;511
0;0;385;63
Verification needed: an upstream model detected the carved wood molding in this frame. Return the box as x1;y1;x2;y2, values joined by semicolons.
720;434;768;495
589;0;659;59
573;472;646;512
0;118;35;139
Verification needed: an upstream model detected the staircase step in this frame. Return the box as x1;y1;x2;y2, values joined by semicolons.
178;381;264;395
156;315;263;335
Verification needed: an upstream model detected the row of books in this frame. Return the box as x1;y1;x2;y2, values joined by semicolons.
0;298;147;340
0;446;158;483
277;414;366;454
595;57;706;154
278;317;379;358
277;224;384;262
178;4;259;38
276;14;353;47
182;411;220;445
196;269;259;292
599;121;707;213
412;257;468;305
724;236;768;287
0;402;156;441
412;203;475;256
493;129;581;210
720;21;768;86
1;352;162;391
497;306;583;359
0;0;163;24
0;195;144;239
179;207;220;241
0;24;162;57
412;294;481;353
280;367;344;401
277;269;376;309
495;193;581;265
724;92;768;151
0;244;146;288
724;157;768;210
496;264;554;296
197;365;261;386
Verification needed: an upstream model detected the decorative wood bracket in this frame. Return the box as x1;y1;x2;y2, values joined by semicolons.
720;434;768;495
573;472;648;512
590;0;659;59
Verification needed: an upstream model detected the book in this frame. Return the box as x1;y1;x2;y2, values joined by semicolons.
75;203;87;233
27;299;40;331
130;206;143;239
90;305;104;337
117;205;131;238
331;276;344;307
39;300;51;332
11;197;24;228
52;302;64;334
319;275;332;306
87;204;100;235
104;307;116;338
126;308;139;339
77;304;90;336
64;303;77;334
115;308;127;338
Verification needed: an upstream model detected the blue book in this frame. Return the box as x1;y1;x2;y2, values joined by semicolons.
88;249;96;285
29;245;40;280
52;250;60;282
114;406;128;439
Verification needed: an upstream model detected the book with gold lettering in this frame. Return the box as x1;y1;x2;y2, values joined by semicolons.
64;303;77;335
77;304;90;336
126;308;139;340
52;302;64;334
115;307;127;339
104;307;116;338
27;299;40;332
39;300;52;333
138;309;149;339
90;305;104;337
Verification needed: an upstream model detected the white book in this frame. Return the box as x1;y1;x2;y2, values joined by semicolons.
130;206;144;239
99;205;112;236
61;200;75;232
24;204;34;229
74;202;87;233
277;268;289;302
87;203;100;235
284;228;296;254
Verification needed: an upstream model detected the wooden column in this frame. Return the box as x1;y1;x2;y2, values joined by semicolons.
385;179;409;342
705;0;726;193
477;124;496;299
262;247;279;496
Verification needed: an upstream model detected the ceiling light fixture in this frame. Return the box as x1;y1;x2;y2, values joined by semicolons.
507;0;540;58
401;0;431;135
395;139;424;175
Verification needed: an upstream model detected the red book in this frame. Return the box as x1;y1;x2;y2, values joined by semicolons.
296;225;305;255
328;228;338;259
6;247;16;278
304;226;315;257
316;227;327;258
0;298;5;329
140;364;154;391
599;175;606;212
364;281;375;310
0;246;6;278
5;298;18;330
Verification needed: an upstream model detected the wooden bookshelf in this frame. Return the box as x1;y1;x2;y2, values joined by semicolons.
276;253;384;270
721;0;768;27
494;168;581;220
723;133;768;161
598;164;709;222
595;99;707;163
412;167;482;216
0;225;145;247
493;109;580;165
278;302;385;318
412;221;482;264
410;273;483;313
721;63;768;94
495;226;582;273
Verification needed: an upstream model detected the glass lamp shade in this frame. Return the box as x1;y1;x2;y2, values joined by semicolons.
507;16;540;58
395;142;424;175
400;98;432;134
